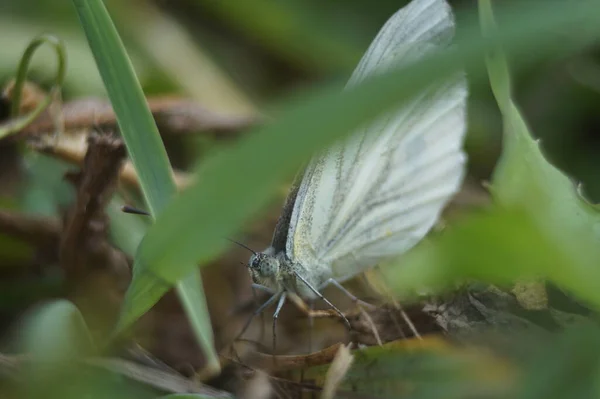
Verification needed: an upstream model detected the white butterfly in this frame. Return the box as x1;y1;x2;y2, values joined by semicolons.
245;0;467;332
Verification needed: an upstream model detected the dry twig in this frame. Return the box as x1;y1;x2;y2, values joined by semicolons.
59;132;130;287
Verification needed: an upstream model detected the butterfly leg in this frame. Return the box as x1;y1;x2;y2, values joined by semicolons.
250;285;270;341
252;283;276;341
272;292;287;355
320;278;376;311
235;291;281;342
252;283;275;293
320;278;382;346
292;271;351;330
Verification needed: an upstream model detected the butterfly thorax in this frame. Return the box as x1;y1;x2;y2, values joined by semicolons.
248;248;331;299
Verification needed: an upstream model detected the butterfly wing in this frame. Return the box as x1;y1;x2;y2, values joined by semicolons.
286;0;467;283
269;168;304;253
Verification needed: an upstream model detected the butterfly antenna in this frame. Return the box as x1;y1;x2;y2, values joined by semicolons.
226;238;257;255
121;205;150;216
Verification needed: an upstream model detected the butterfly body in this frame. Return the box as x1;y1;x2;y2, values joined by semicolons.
249;250;333;299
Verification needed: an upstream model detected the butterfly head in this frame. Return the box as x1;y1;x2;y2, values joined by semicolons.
248;252;280;279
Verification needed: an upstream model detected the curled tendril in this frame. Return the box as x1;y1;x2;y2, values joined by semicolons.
0;34;67;139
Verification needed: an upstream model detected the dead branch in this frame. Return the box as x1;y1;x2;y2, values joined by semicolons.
28;131;193;190
3;86;261;139
59;131;130;289
250;343;344;373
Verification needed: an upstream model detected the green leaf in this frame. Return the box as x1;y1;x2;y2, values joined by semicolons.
117;0;600;342
514;326;600;399
385;207;600;309
72;0;218;373
18;299;95;364
13;300;105;399
480;0;600;300
302;339;513;398
109;196;219;374
304;326;600;399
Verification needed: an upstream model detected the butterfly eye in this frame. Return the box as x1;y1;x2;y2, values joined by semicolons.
250;254;262;269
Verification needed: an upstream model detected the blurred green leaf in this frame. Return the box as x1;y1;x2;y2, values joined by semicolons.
384;208;596;299
302;339;513;399
386;207;600;313
110;200;217;378
483;0;600;233
302;326;600;399
479;0;600;301
12;301;116;399
72;0;218;373
18;299;94;363
158;395;218;399
514;326;600;399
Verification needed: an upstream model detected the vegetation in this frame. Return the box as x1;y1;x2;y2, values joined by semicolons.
0;0;599;398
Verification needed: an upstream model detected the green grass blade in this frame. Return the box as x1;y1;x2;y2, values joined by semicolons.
73;0;218;374
72;0;174;214
116;0;600;333
111;200;219;374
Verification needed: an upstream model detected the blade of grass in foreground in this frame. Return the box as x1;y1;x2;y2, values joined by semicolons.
115;1;600;334
72;0;219;375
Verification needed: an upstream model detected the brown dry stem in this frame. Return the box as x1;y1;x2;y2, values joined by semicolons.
59;132;129;286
